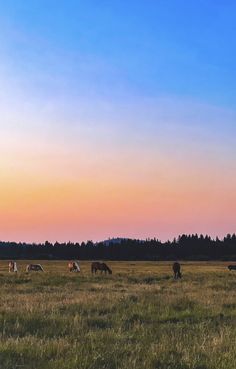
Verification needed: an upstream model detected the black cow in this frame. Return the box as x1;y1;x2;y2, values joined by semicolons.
228;265;236;271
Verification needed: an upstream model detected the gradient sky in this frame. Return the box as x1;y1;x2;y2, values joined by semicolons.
0;1;236;242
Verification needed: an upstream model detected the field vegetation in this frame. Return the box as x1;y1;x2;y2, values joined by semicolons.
0;261;235;369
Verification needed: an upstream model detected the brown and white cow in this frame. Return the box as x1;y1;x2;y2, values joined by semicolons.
68;261;80;272
9;261;18;273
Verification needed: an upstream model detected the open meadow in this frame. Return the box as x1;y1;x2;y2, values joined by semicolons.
0;261;235;369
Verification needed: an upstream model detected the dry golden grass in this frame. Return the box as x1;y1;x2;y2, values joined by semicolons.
0;261;235;369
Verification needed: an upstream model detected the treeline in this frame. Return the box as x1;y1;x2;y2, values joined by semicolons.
0;234;236;260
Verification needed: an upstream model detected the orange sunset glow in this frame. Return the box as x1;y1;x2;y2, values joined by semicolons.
1;1;236;243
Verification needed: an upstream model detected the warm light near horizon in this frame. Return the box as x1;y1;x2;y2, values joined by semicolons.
0;1;236;242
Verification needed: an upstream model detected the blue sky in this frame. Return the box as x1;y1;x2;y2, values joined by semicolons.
1;1;236;241
1;1;236;106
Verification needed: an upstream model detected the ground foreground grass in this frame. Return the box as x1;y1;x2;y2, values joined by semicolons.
0;261;235;369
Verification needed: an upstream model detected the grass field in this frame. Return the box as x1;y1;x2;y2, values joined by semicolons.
0;261;235;369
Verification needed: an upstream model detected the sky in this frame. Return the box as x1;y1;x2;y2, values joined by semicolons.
0;1;236;242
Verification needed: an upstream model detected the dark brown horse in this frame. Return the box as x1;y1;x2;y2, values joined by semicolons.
26;264;44;272
172;262;182;279
91;262;112;275
228;265;236;271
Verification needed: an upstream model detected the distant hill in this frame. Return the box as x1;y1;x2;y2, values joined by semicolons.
101;238;130;246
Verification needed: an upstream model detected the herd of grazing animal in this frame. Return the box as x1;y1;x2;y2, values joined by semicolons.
6;260;236;278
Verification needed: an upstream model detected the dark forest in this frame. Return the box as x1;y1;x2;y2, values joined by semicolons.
0;234;236;260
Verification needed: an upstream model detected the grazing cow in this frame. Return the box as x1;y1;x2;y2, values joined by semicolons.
68;261;80;272
9;261;18;273
26;264;44;272
228;265;236;271
91;262;112;275
172;262;182;279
